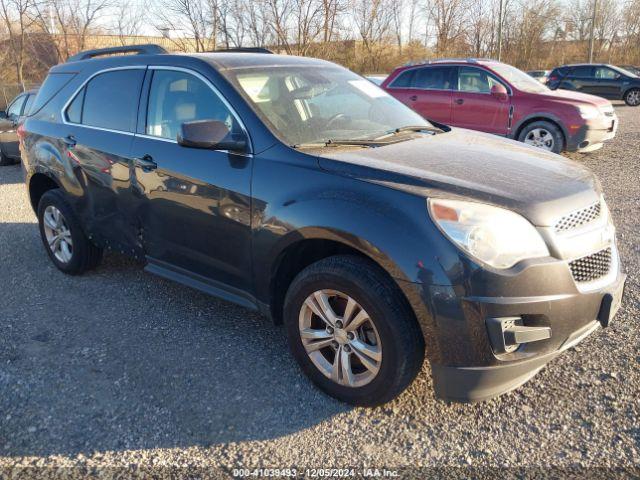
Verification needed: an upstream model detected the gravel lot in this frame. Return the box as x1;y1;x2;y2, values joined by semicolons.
0;104;638;478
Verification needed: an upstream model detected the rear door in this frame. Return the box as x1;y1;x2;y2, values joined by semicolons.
60;67;145;252
593;66;624;98
0;93;27;158
567;65;596;93
128;66;253;293
451;66;510;135
409;66;455;124
385;67;453;123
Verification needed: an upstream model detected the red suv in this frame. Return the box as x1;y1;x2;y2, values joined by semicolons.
382;59;618;153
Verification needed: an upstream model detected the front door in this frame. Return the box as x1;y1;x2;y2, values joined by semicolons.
0;93;27;158
451;66;510;135
593;66;624;99
129;67;253;293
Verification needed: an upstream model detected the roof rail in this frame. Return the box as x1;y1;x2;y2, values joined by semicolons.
66;44;168;63
404;57;500;67
212;47;274;54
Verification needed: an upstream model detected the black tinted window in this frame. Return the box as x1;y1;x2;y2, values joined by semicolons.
414;67;454;89
66;87;84;123
30;72;76;115
570;66;593;77
146;69;236;140
390;70;415;88
80;69;144;132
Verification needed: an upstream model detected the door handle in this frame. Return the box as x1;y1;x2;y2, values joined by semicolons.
455;98;464;105
63;135;76;147
134;154;157;171
409;95;418;101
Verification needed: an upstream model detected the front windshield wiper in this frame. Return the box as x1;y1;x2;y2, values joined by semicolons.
368;125;444;141
291;139;384;149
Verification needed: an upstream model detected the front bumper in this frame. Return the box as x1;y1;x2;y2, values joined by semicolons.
567;115;618;151
421;262;626;402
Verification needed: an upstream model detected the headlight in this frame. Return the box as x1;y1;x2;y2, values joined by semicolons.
428;198;549;269
577;105;600;119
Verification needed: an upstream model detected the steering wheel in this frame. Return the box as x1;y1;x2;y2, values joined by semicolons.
325;113;350;130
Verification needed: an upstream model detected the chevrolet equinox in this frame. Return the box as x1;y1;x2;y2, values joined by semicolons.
20;45;626;406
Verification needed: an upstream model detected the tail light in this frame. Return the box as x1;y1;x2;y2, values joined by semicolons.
549;75;558;82
17;123;26;140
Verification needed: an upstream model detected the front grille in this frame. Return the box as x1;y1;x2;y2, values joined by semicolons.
569;248;612;282
555;202;601;232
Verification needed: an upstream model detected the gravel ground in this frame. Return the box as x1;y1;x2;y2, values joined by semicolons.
0;105;638;478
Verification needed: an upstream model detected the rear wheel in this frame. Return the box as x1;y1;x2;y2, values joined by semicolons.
284;255;424;406
518;120;564;153
37;189;103;274
624;88;640;106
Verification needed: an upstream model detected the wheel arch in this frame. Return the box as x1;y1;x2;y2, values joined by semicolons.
28;172;61;213
513;115;567;149
267;232;411;325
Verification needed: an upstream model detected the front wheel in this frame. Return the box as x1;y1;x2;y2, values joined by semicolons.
624;88;640;106
284;255;425;406
517;120;564;154
37;189;103;274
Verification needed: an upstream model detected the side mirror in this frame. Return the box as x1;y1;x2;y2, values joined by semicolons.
177;120;247;153
491;84;509;101
0;111;7;119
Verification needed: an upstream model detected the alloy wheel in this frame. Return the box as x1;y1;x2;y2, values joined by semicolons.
43;205;74;263
626;90;640;106
524;128;555;151
299;289;382;388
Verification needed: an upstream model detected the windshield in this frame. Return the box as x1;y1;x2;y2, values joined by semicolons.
612;65;639;78
490;64;549;93
224;65;432;146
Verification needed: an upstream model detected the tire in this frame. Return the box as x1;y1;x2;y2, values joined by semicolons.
283;255;425;406
517;120;564;154
624;88;640;107
0;148;13;166
37;189;103;274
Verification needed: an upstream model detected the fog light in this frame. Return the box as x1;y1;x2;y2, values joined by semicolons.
486;317;552;354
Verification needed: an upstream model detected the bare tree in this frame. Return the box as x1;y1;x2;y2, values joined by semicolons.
0;0;35;87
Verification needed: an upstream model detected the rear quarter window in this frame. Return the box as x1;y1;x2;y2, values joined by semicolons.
29;72;76;115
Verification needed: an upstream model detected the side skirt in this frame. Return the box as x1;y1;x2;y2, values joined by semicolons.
145;256;268;315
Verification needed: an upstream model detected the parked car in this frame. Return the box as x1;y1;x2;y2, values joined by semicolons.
547;63;640;106
383;59;618;154
0;88;38;165
21;45;625;406
527;69;551;84
365;75;387;85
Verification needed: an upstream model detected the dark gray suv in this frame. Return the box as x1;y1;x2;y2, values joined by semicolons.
20;45;625;406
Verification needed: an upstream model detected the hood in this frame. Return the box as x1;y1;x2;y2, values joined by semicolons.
537;88;612;107
316;129;600;227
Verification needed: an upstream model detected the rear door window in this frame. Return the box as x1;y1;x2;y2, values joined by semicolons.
570;66;594;78
389;70;416;88
65;69;144;132
413;67;455;90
